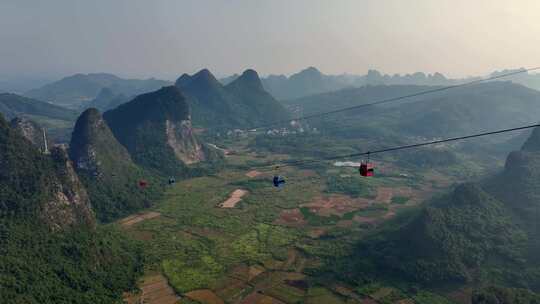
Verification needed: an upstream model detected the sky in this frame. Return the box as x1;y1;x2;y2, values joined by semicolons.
1;0;540;80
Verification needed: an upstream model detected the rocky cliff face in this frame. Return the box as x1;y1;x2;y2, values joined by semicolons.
9;117;50;152
70;108;134;175
44;146;95;231
70;108;152;222
103;86;208;175
165;119;205;164
0;113;95;231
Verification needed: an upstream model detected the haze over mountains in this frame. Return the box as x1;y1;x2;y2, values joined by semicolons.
25;73;172;109
221;67;540;100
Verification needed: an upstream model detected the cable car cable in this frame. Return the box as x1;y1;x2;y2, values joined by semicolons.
259;122;540;171
245;67;540;132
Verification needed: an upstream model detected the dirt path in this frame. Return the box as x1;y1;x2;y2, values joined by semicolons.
119;211;161;227
123;274;179;304
220;189;248;208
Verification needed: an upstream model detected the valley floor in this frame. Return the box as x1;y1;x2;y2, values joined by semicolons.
120;147;463;304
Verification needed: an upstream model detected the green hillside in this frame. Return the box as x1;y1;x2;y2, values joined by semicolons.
225;69;291;126
0;93;77;121
287;82;540;140
83;87;129;112
0;113;143;303
347;184;527;285
0;93;78;142
70;108;161;222
327;126;540;296
176;69;290;129
103;86;219;176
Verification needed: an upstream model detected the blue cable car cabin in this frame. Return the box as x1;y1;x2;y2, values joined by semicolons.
273;175;286;187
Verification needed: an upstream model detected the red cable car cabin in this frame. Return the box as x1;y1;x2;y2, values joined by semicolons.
138;180;148;189
359;161;374;177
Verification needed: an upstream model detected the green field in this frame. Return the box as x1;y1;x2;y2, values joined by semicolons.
119;140;475;303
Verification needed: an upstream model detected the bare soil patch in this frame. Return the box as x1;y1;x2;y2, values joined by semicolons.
307;228;327;238
119;211;161;227
249;265;266;281
123;274;178;304
240;292;286;304
246;170;263;178
301;195;370;217
185;289;224;304
214;277;247;302
274;208;307;227
220;189;248;208
375;187;394;204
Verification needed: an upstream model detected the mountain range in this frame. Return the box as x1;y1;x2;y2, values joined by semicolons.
176;69;290;129
0;93;77;121
221;67;540;101
25;73;172;109
287;82;540;144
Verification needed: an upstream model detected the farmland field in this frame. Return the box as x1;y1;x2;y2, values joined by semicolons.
119;140;473;304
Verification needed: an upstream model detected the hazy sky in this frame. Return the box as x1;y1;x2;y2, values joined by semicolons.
1;0;540;80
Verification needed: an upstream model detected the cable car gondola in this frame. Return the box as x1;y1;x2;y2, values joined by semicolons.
273;175;286;188
138;180;148;189
359;161;374;177
359;153;374;177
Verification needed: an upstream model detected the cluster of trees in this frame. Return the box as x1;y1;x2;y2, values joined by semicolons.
0;222;144;303
0;113;145;302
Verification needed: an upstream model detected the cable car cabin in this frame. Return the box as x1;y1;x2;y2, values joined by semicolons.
138;180;148;189
359;162;374;177
273;175;286;188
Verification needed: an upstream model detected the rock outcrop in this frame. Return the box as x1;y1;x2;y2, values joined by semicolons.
103;86;207;175
0;113;94;231
70;108;152;222
9;117;51;152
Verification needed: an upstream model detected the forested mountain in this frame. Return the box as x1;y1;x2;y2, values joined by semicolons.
83;87;129;112
339;126;540;293
176;69;290;129
0;93;77;121
348;184;527;285
225;69;291;126
25;73;171;109
9;117;51;153
288;82;540;140
261;67;351;100
0;113;143;302
227;67;539;101
103;86;219;176
70;108;158;222
486;127;540;235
